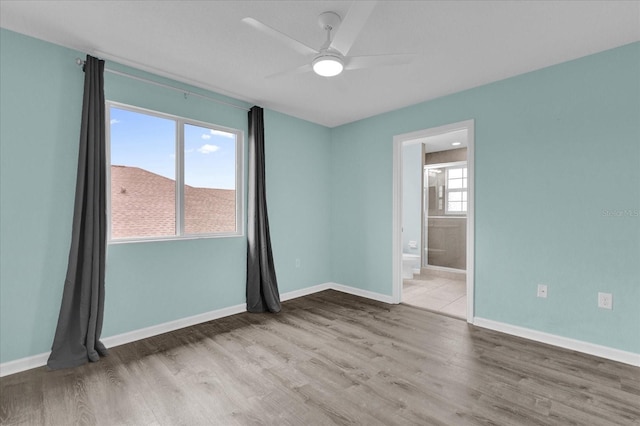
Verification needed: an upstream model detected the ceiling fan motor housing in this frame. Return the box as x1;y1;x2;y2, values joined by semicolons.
313;11;344;77
312;50;344;77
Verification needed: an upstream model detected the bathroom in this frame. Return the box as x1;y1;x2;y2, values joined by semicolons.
401;129;469;319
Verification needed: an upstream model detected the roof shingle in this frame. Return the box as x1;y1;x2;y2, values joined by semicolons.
111;165;236;239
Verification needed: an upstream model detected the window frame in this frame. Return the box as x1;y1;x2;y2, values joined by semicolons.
444;165;468;215
106;101;244;243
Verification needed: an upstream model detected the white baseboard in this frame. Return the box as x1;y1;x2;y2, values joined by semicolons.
329;282;396;304
280;283;332;301
0;352;51;378
5;284;636;376
0;284;334;377
102;303;246;349
0;303;246;378
474;317;640;367
280;282;395;305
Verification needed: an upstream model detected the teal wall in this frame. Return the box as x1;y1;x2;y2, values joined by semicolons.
102;59;251;339
331;42;640;354
264;110;332;292
0;29;332;363
1;27;638;364
1;29;84;364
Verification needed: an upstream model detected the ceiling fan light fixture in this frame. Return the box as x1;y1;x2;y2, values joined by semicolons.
312;53;344;77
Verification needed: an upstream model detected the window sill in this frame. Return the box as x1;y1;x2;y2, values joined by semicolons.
108;233;244;245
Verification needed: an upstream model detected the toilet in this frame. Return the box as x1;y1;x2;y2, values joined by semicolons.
402;254;420;279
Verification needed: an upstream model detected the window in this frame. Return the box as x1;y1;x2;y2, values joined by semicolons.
445;166;467;214
107;102;243;241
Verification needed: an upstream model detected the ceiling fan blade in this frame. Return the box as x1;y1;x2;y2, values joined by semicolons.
265;63;313;79
345;53;416;71
329;1;377;56
242;17;318;56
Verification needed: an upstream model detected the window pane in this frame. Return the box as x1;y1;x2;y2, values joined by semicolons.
462;191;467;201
448;202;462;212
184;123;237;234
462;168;467;178
448;168;463;179
449;191;462;202
110;107;176;239
449;178;463;189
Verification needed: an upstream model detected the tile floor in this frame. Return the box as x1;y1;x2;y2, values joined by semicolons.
402;271;466;319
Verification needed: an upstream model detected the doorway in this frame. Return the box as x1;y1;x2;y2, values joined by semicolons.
392;120;475;323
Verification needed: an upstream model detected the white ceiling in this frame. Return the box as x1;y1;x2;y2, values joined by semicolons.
423;129;468;154
1;1;638;127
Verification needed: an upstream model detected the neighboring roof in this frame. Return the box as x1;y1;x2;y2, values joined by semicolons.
110;165;235;239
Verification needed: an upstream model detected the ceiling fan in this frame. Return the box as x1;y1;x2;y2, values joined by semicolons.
242;1;414;78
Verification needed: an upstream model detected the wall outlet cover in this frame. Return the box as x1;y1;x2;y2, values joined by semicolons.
598;292;613;310
537;284;548;298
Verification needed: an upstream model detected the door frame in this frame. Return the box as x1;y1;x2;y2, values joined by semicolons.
392;119;475;323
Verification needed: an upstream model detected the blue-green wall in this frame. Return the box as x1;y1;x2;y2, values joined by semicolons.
331;42;640;354
1;29;84;365
1;27;638;364
0;29;332;363
101;59;251;339
264;110;332;292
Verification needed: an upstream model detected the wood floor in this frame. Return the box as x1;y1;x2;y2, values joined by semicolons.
1;290;639;425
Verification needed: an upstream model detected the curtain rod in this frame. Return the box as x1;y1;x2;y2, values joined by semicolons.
75;58;250;112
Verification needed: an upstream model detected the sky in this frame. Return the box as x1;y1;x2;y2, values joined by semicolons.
109;106;236;189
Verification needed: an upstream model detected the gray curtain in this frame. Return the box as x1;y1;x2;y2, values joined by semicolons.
47;55;108;369
246;106;281;313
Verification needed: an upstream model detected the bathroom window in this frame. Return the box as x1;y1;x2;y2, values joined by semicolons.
445;166;467;214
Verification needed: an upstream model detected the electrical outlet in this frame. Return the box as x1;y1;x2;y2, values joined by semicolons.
295;258;301;268
537;284;548;298
598;292;613;310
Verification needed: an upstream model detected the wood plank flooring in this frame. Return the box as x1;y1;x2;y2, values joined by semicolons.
1;290;639;425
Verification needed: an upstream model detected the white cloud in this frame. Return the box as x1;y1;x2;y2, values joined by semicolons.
197;144;220;154
209;129;234;138
110;119;120;125
201;133;212;140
